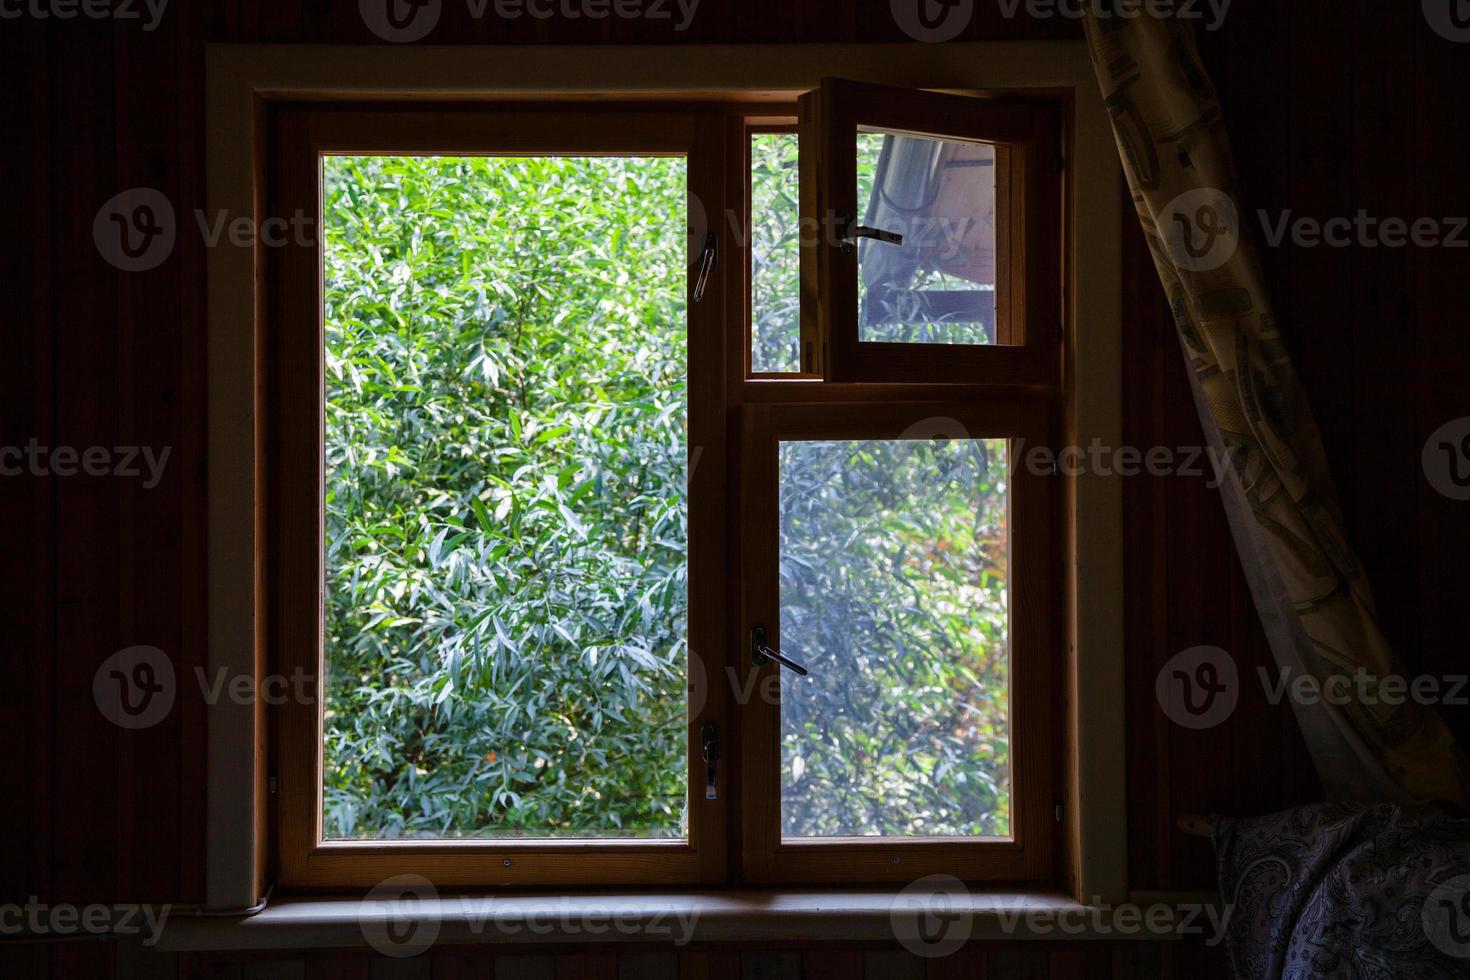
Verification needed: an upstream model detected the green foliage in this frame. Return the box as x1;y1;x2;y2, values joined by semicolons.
750;133;801;374
321;153;1010;843
780;439;1010;837
323;155;689;838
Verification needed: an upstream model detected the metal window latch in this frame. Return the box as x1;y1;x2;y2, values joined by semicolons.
692;232;717;303
750;625;809;676
838;212;904;254
701;723;720;801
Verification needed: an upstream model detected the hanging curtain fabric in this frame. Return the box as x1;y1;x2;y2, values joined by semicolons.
1081;11;1468;803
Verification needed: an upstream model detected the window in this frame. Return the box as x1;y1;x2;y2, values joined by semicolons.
270;89;1064;889
799;79;1062;383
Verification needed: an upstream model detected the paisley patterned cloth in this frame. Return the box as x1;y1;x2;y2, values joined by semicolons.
1080;11;1469;802
1214;803;1470;978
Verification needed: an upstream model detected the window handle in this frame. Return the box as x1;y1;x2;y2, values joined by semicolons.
750;625;809;676
701;723;720;801
838;212;904;254
692;232;717;303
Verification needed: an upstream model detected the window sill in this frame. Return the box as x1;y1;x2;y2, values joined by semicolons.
157;889;1215;952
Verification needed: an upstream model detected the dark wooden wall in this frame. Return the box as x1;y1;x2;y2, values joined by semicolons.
3;0;1467;976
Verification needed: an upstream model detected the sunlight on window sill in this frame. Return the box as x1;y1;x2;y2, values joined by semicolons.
156;889;1221;951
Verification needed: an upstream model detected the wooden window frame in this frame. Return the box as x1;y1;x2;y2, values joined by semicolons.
207;40;1128;908
736;399;1057;884
269;105;733;888
270;97;1065;891
799;79;1063;387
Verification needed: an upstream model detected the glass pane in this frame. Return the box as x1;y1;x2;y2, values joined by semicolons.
778;437;1010;838
322;155;689;840
856;131;999;345
750;132;803;373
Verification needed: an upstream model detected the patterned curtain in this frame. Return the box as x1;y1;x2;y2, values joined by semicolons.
1082;11;1469;803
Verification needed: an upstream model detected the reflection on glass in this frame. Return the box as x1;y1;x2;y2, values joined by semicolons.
322;155;689;840
779;437;1011;838
751;132;803;373
856;132;999;346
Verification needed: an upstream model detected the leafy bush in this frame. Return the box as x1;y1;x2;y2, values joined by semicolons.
780;438;1010;837
323;155;689;838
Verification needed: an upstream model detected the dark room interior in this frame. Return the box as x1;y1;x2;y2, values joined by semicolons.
4;1;1470;977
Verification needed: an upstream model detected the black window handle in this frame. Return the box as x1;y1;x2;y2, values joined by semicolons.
750;625;809;676
692;232;717;302
838;212;904;254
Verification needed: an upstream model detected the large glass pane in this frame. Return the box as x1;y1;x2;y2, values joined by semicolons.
778;437;1010;838
856;131;999;346
322;155;689;840
750;132;802;373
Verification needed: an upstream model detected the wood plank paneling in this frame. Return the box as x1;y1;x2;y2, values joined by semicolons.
0;2;54;913
740;953;799;980
800;951;863;980
679;950;740;980
1413;0;1470;753
48;10;122;911
4;6;1466;979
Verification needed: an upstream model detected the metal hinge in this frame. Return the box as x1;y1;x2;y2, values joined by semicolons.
1055;803;1064;823
269;775;278;796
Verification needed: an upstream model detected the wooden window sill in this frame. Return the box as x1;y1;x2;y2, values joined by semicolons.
156;889;1215;952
